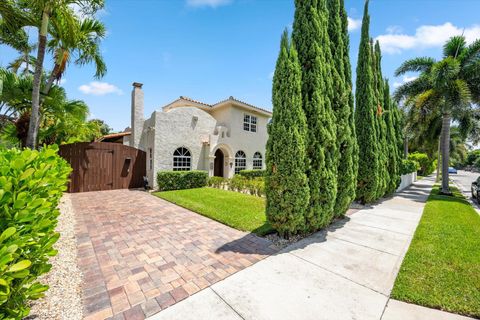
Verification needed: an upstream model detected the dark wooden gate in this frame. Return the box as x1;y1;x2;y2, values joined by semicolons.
59;142;146;193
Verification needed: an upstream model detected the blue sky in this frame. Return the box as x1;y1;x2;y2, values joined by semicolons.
1;0;480;131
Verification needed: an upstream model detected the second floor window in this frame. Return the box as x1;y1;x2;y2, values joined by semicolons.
243;114;257;132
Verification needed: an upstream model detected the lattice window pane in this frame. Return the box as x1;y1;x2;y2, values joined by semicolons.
173;147;191;171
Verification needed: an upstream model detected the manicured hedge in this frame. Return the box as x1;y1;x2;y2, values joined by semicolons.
401;159;419;175
207;175;265;197
0;145;71;319
157;170;208;191
238;170;265;179
408;152;435;176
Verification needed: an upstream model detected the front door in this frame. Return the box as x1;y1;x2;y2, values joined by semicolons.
214;149;224;177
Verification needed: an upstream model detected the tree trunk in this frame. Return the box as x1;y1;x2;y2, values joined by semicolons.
43;63;60;96
436;136;441;182
441;112;451;194
26;8;49;149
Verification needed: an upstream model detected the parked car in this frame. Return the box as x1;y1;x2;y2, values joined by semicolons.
448;167;458;174
472;177;480;199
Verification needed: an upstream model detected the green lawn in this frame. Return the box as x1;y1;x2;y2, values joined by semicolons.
391;186;480;318
153;187;273;236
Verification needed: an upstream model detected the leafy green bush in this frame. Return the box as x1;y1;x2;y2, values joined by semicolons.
401;159;419;175
475;157;480;170
238;170;265;179
246;178;265;197
408;152;435;176
466;150;480;166
208;175;265;197
0;145;71;319
207;176;226;188
227;175;246;192
156;170;208;191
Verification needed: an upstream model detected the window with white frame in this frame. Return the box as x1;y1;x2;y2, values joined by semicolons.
243;114;257;132
253;152;262;169
173;147;191;171
235;150;246;174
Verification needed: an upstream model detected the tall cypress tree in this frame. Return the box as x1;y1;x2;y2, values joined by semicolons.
265;30;310;237
328;0;357;216
293;0;338;230
373;40;388;198
341;0;359;202
392;101;405;161
355;0;379;204
383;78;400;194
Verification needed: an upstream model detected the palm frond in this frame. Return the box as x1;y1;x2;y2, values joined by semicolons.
393;75;431;102
443;35;466;58
460;38;480;64
394;57;436;76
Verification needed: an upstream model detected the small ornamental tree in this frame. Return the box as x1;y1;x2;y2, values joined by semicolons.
328;0;357;217
293;0;338;229
383;79;400;193
355;0;379;204
373;40;388;198
265;30;309;237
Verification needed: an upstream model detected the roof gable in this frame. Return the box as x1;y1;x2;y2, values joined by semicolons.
162;96;272;117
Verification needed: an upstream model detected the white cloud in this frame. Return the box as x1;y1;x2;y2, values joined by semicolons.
268;71;274;80
348;17;361;32
70;3;108;20
59;78;67;85
78;81;122;96
376;22;480;54
186;0;232;8
393;75;418;88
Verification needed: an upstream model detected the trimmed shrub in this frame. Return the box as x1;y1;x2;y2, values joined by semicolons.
157;170;208;191
401;159;419;175
238;170;265;179
208;175;265;197
207;176;226;188
245;178;265;197
0;145;71;319
408;152;435;176
228;175;246;192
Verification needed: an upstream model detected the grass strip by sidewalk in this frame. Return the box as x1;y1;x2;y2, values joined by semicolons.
153;187;273;236
391;186;480;318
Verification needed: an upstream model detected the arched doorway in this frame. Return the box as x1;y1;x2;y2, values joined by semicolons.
214;149;224;177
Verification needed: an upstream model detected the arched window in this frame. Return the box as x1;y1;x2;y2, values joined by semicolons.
173;147;191;171
253;152;262;170
235;151;246;174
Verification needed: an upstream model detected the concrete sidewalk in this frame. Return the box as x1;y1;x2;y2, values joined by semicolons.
149;176;473;320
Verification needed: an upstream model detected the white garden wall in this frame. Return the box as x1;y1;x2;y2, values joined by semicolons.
396;172;417;192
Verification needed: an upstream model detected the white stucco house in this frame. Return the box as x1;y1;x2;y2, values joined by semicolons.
108;82;272;188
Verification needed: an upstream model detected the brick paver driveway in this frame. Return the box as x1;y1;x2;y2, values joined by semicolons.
71;189;277;320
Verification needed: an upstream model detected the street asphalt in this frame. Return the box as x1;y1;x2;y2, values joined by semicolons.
449;170;480;212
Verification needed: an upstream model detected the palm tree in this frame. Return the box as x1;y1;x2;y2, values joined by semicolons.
395;36;480;194
0;69;33;128
0;68;100;146
1;0;105;149
7;43;37;76
44;16;106;94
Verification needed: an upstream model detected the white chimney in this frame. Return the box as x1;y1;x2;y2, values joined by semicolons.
131;82;144;149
